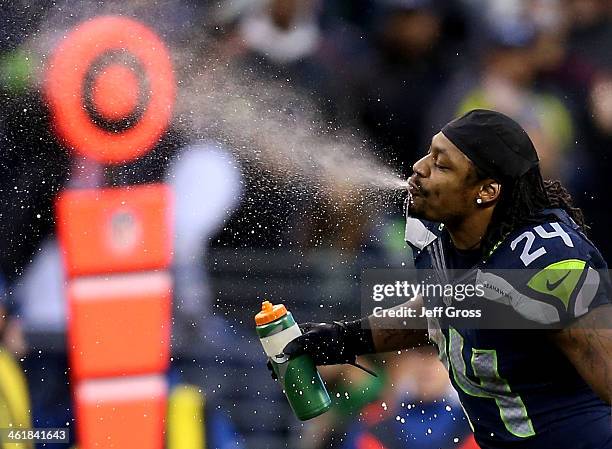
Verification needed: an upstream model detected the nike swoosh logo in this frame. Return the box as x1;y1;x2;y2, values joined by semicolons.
546;271;571;291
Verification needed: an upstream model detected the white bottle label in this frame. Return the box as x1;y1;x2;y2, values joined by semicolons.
260;323;302;359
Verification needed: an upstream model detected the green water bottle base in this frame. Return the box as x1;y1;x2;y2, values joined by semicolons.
295;399;332;421
275;354;332;421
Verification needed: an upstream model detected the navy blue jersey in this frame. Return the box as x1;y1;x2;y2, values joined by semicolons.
405;209;612;449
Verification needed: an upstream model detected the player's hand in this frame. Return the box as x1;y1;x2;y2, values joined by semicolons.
282;322;358;366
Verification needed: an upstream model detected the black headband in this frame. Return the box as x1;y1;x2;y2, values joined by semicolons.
441;109;539;182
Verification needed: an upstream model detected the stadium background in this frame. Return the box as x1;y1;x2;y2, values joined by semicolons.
0;0;611;448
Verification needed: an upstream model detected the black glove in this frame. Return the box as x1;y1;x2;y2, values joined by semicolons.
283;319;377;374
282;322;356;365
266;358;278;381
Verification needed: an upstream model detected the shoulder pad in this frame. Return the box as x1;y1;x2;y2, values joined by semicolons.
405;217;443;250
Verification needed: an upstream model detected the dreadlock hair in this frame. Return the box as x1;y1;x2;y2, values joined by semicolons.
477;165;588;258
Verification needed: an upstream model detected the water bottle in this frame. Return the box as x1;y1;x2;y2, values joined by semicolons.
255;300;331;421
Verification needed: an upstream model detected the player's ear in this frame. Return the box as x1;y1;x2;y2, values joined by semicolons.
477;180;501;205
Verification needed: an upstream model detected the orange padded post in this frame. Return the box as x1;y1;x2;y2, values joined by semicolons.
67;272;172;380
75;375;167;449
55;184;173;278
48;15;177;449
55;184;173;449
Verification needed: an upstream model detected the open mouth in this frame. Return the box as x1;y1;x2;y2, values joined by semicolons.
408;180;422;196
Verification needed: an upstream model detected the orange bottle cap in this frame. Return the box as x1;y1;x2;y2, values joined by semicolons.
255;300;287;325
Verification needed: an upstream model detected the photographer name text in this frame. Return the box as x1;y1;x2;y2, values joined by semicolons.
372;305;482;318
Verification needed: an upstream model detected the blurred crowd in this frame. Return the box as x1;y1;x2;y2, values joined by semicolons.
1;0;612;448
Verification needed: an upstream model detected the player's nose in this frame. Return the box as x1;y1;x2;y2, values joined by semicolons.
412;154;429;178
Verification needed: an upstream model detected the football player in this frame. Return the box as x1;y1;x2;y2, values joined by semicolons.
280;110;612;448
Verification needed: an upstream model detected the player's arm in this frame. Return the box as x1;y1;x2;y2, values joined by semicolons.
282;296;430;366
549;305;612;404
368;295;430;352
